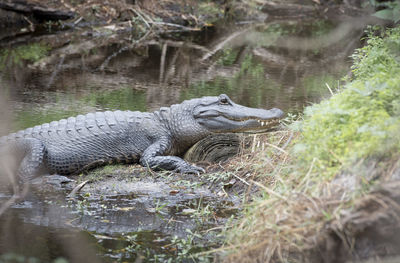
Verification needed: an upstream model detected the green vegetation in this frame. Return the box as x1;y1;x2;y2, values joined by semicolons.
0;43;50;69
245;20;335;48
216;48;238;66
197;2;225;24
370;0;400;23
295;26;400;175
223;26;400;262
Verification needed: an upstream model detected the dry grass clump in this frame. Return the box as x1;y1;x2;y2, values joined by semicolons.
218;130;296;187
221;149;400;263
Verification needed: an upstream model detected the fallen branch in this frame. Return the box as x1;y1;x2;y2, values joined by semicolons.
201;28;250;61
0;0;75;21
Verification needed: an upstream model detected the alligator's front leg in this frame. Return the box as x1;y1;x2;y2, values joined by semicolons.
140;138;205;174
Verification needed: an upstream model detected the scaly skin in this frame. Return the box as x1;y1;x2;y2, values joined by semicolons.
0;94;284;180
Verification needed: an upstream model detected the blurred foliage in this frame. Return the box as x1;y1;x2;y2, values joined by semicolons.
0;253;68;263
217;48;238;66
246;20;335;48
197;1;225;24
183;50;342;113
294;26;400;174
0;43;50;70
181;54;280;108
369;0;400;23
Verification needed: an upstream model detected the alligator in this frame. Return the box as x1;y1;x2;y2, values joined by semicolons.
0;94;284;181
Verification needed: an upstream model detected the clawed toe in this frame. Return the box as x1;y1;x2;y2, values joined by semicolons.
174;165;205;175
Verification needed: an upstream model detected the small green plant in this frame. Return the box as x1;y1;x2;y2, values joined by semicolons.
217;48;238;66
154;199;168;214
189;198;213;224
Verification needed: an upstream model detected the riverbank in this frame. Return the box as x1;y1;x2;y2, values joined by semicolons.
222;26;400;262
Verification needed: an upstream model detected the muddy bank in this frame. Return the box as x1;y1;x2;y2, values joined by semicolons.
305;180;400;263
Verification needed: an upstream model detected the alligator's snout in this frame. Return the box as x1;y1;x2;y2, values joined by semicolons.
193;94;284;133
269;108;285;119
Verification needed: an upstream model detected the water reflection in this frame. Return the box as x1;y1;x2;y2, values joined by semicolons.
0;204;102;262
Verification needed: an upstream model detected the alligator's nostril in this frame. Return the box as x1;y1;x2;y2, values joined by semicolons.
271;108;284;118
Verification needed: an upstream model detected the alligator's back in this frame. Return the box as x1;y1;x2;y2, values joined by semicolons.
0;110;159;175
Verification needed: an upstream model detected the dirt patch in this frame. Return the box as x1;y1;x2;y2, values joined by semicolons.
303;180;400;263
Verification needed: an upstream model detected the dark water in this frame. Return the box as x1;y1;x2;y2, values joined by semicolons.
0;18;363;262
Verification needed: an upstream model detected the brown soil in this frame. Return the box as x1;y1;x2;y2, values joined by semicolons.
305;180;400;263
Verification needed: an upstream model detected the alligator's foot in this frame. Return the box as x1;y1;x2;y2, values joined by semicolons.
174;164;205;175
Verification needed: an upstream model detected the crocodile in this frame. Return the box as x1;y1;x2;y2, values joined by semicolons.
0;94;284;180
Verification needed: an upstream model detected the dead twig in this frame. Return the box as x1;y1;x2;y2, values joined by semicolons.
150;21;201;32
129;7;151;28
250;180;287;202
232;173;250;186
68;180;89;198
264;141;288;155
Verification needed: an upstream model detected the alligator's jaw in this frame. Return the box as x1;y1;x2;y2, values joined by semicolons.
244;117;282;133
213;116;282;133
193;95;284;133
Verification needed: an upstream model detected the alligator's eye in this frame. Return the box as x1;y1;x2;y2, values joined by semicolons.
220;97;229;104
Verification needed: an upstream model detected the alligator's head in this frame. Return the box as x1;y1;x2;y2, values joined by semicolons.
191;94;284;133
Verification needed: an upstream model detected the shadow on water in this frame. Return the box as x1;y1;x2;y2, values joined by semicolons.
0;16;364;262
